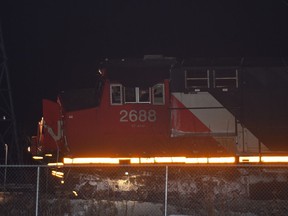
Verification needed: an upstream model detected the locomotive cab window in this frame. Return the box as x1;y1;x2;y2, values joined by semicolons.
113;84;164;104
139;87;150;103
125;87;151;103
125;87;137;103
153;84;165;104
110;84;123;105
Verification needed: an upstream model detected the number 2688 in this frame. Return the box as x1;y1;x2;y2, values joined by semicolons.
120;110;156;122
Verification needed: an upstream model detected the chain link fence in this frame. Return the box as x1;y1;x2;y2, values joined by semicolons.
1;164;288;215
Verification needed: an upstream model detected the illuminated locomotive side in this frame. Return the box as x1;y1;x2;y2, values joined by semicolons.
31;78;228;163
61;79;172;158
30;56;288;165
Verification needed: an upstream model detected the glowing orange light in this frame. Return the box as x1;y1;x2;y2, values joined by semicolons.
48;162;63;166
208;157;235;163
73;191;78;196
239;156;260;163
63;158;119;164
261;156;288;163
63;156;237;164
33;156;43;160
130;158;140;164
154;157;186;163
63;158;73;164
51;170;64;178
185;158;208;164
139;158;155;163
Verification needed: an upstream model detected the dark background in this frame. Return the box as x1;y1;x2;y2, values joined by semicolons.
1;0;288;140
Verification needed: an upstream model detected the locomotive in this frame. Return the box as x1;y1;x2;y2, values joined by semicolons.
30;56;288;165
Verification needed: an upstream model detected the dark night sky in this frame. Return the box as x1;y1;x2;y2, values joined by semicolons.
1;0;288;137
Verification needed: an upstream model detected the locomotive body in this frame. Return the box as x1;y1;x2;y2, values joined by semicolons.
31;56;288;164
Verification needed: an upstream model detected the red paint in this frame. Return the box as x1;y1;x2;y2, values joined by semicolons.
62;80;170;157
170;95;211;133
35;79;226;158
42;99;62;152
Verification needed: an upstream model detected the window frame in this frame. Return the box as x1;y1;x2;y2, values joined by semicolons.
124;87;151;104
124;87;137;103
152;83;165;105
110;83;165;105
138;87;151;104
110;84;123;105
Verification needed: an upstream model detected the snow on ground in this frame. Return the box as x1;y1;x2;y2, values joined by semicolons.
69;200;167;216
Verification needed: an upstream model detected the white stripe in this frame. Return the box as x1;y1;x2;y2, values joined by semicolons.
172;92;235;133
172;92;270;153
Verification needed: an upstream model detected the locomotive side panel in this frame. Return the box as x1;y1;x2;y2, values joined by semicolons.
169;65;270;154
63;80;171;157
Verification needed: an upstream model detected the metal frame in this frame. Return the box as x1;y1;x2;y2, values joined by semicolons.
213;68;239;89
0;23;22;164
185;69;210;90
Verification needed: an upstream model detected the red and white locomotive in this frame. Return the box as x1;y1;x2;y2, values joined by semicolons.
31;56;288;165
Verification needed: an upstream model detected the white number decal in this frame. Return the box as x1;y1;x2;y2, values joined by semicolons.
120;110;128;122
129;110;137;122
148;110;157;122
138;110;147;122
120;110;156;122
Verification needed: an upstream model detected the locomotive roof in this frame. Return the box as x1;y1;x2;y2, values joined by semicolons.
58;56;288;112
102;56;177;87
181;57;288;67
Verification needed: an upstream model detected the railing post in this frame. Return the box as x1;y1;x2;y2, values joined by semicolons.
35;166;40;216
164;165;168;216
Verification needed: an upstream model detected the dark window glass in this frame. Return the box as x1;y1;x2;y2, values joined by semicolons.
125;87;136;103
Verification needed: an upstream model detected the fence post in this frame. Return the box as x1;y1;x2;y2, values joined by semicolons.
3;144;8;191
164;165;168;216
35;166;40;216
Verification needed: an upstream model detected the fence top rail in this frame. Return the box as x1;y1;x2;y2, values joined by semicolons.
2;164;288;168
